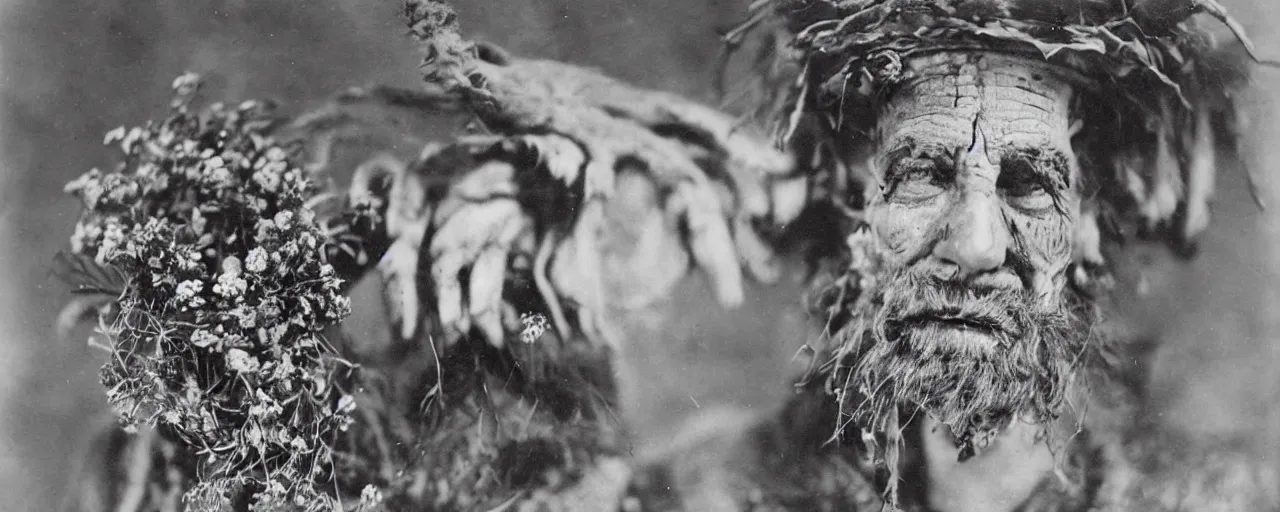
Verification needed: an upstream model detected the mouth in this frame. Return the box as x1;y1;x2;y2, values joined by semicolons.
912;315;1003;336
894;312;1011;351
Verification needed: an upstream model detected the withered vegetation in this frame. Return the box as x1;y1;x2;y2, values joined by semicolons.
59;0;799;510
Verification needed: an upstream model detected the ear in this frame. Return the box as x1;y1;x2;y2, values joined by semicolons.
1072;200;1105;268
1069;199;1120;296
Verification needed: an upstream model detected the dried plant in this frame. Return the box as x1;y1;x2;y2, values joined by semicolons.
58;73;369;511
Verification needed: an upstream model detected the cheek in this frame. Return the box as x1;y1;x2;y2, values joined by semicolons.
869;201;944;264
1008;211;1074;295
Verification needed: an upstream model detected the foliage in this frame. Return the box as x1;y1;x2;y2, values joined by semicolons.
61;73;360;510
729;0;1266;265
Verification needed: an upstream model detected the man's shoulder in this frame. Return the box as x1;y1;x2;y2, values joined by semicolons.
620;404;882;512
618;404;1280;512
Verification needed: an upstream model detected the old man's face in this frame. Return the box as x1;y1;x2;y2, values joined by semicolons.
845;51;1095;447
870;51;1081;341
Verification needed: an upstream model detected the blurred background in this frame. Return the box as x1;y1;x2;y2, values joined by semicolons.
1;1;1278;510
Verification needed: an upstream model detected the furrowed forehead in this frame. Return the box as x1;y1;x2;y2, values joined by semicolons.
874;53;1078;149
872;53;1081;179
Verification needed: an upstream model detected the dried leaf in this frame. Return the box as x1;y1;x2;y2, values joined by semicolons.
1183;108;1216;239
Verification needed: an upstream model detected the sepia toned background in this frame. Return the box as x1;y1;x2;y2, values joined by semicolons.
1;1;1278;510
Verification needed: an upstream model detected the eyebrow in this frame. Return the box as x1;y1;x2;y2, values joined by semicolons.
878;140;1073;190
999;147;1071;189
879;139;956;177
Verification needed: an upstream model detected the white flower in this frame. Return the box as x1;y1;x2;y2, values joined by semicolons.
106;181;139;205
225;348;260;373
135;162;159;179
175;279;204;307
359;485;383;508
282;169;301;184
252;168;280;192
94;221;126;266
220;255;242;274
254;219;276;242
189;208;207;235
213;271;247;299
273;210;294;231
520;313;549;344
245;247;268;273
207;166;234;188
332;295;351;313
262;479;287;497
69;221;102;254
231;305;257;329
81;181;105;208
221;151;246;169
298;208;316;226
175;250;202;272
63;168;100;194
190;329;220;348
120;127;146;154
299;231;317;249
103;127;126;145
244;196;269;212
171;72;201;93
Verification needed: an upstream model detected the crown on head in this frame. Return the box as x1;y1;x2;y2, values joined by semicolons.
734;0;1270;257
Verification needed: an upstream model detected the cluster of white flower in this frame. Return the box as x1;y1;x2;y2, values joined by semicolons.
176;279;206;309
359;484;384;510
190;329;220;349
94;220;127;266
519;312;549;344
225;348;260;373
229;304;257;329
213;256;249;299
245;247;269;274
62;75;357;511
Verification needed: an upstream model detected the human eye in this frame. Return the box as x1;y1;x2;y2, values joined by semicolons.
1003;179;1052;210
886;160;946;202
998;160;1058;212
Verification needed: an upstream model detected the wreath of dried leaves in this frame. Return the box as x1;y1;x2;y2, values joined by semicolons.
726;0;1273;272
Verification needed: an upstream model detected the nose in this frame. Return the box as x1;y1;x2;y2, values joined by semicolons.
931;122;1011;277
932;192;1010;277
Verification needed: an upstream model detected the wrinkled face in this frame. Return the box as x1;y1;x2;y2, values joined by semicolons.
840;52;1097;449
869;51;1080;320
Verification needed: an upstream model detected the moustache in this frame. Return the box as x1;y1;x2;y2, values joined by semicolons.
878;273;1034;344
